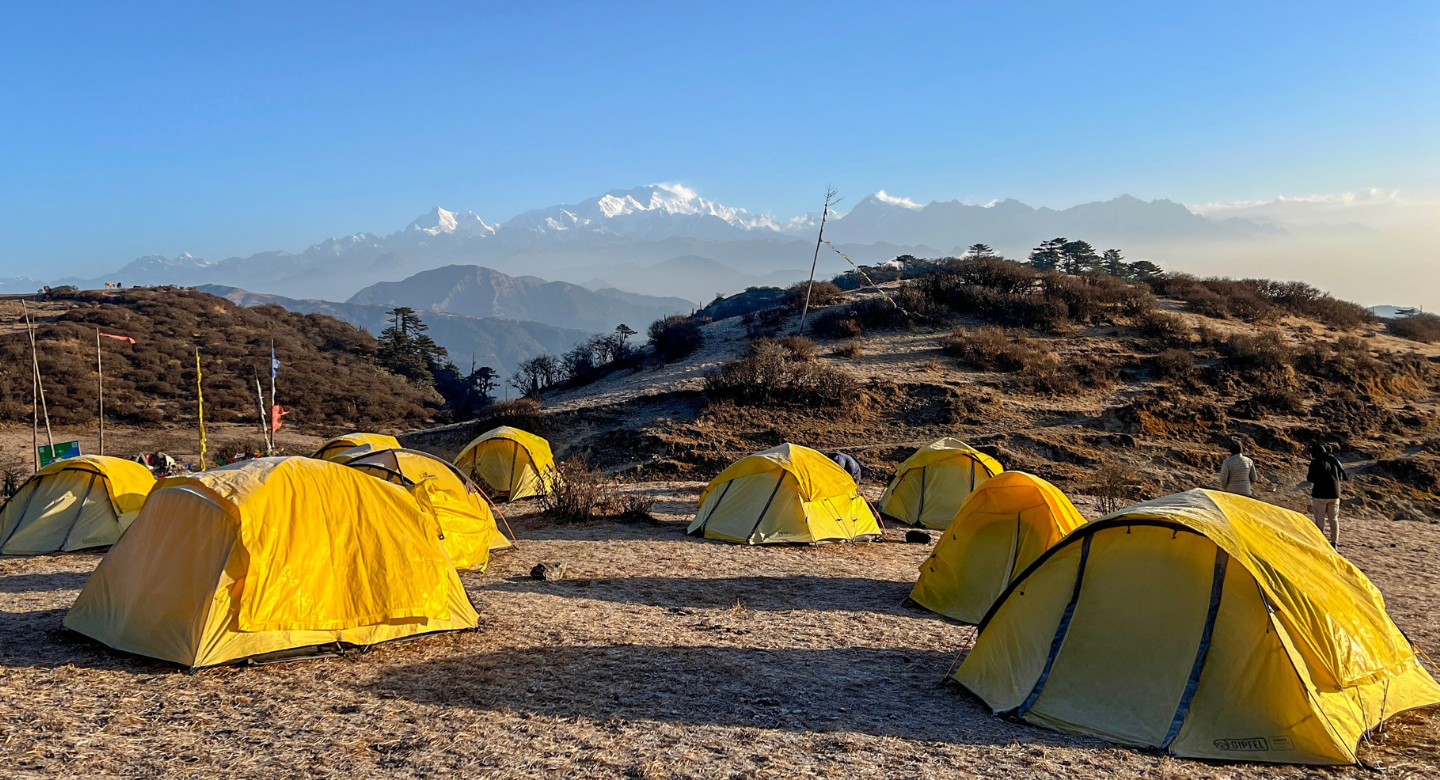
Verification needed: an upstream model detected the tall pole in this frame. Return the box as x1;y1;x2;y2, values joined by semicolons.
254;377;271;453
21;301;54;452
31;346;38;471
798;186;839;335
96;329;105;456
195;348;207;470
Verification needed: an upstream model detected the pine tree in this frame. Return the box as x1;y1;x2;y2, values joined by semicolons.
1028;238;1067;271
1101;248;1127;277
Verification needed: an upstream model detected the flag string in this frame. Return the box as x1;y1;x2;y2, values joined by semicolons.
822;241;911;316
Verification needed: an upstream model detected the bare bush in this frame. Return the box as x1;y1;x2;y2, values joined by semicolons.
785;281;845;310
1134;310;1192;344
1387;313;1440;343
1091;463;1142;515
648;315;706;362
704;339;863;412
941;327;1052;372
1151;349;1196;382
539;456;621;523
832;341;863;358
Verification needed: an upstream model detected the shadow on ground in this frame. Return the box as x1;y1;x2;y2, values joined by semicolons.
0;571;91;593
360;643;1078;748
474;575;929;615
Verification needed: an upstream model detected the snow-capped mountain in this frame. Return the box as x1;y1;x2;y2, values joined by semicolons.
503;184;785;241
406;207;496;237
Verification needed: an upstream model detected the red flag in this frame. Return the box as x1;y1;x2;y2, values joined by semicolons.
99;333;136;344
270;404;290;433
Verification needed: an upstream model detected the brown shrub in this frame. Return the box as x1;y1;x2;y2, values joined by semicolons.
1152;349;1197;382
832;341;863;358
539;456;623;523
704;339;863;412
648;315;706;361
942;327;1053;372
1223;330;1293;376
777;335;819;361
1387;313;1440;343
785;281;845;310
1091;463;1143;515
1134;310;1192;344
472;397;545;432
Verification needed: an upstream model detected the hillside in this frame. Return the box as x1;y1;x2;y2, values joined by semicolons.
200;285;590;376
347;265;695;332
0;288;435;429
416;264;1440;526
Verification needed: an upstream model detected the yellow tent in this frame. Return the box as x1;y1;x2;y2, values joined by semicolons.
64;457;478;669
879;438;1003;529
0;455;155;555
954;489;1440;765
687;443;881;544
453;426;555;500
311;432;401;462
910;472;1086;623
338;444;513;567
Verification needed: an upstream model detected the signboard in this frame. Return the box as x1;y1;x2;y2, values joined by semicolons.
38;440;82;468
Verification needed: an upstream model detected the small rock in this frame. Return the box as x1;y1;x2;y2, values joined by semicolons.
530;561;568;581
904;529;932;544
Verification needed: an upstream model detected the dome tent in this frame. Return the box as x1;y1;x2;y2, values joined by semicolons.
879;438;1003;529
687;443;881;544
0;455;156;555
337;443;513;568
453;426;556;501
311;432;401;462
953;489;1440;765
910;472;1086;623
64;457;478;669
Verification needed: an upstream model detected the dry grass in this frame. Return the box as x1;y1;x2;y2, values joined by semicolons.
1;483;1437;778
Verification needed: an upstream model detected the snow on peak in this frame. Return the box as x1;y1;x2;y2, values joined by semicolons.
872;190;924;210
502;184;784;239
406;206;496;237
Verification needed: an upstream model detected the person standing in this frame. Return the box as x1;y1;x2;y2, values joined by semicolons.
1305;443;1346;546
1218;440;1259;497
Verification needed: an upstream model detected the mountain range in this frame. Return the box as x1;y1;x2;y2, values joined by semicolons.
54;185;1284;306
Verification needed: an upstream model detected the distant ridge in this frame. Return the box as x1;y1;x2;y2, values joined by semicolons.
346;265;695;332
200;285;590;376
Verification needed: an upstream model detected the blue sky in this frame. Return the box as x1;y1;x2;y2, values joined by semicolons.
1;1;1436;276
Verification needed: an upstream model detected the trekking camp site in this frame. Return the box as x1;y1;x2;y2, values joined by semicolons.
2;264;1439;779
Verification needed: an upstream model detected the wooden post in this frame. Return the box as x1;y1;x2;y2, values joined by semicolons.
798;186;839;335
96;329;105;456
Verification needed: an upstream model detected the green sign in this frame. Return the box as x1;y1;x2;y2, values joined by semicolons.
38;440;82;468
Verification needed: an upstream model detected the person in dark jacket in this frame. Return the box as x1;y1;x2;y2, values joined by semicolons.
1305;443;1346;546
830;452;862;485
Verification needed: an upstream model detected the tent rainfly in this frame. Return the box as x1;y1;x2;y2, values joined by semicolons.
879;438;1003;529
338;443;512;567
0;455;156;555
910;471;1086;623
311;432;402;462
453;426;556;501
688;443;881;544
953;489;1440;765
64;457;478;669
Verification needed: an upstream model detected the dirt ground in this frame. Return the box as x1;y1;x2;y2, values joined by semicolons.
2;482;1437;779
